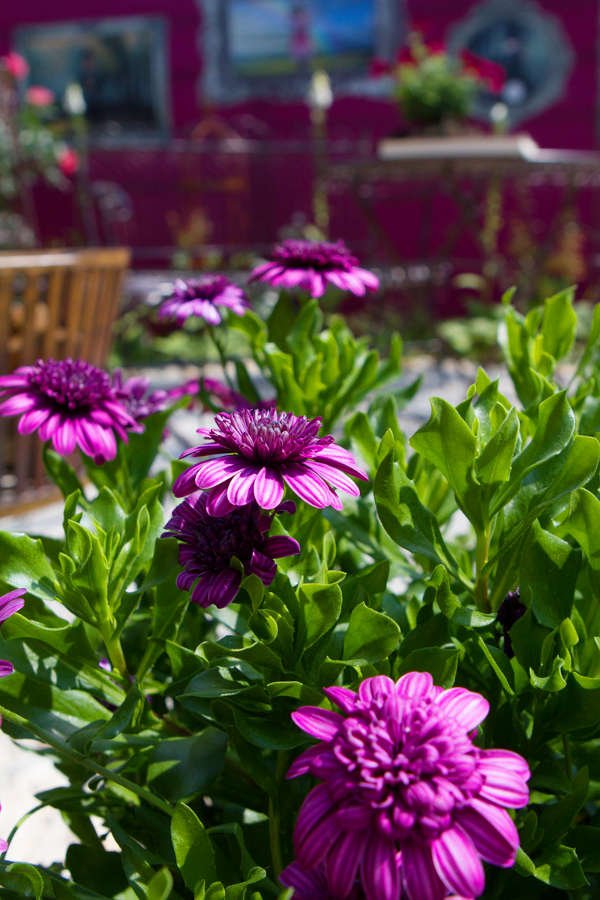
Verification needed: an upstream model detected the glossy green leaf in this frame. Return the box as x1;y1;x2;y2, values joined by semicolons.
171;802;217;891
343;602;401;662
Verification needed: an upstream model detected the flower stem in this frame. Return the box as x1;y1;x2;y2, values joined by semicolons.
0;705;173;818
268;750;289;878
102;626;129;680
474;526;491;612
209;327;236;391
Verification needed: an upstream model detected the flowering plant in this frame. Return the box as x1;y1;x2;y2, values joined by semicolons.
0;52;78;214
372;33;504;131
0;242;598;898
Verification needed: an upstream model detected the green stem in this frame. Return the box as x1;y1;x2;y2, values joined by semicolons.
0;705;173;818
562;733;573;778
268;750;289;878
102;626;129;680
209;327;236;391
474;526;491;612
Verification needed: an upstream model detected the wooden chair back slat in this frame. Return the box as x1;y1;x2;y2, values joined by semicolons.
0;247;131;514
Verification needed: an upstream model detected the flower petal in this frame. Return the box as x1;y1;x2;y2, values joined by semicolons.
206;484;236;517
193;456;243;489
262;535;300;559
253;467;285;509
478;757;530;808
226;466;259;505
402;843;446;900
327;829;366;897
0;589;26;623
0;660;14;678
358;675;395;704
361;835;399;900
435;687;489;731
323;685;357;713
432;826;484;897
17;407;50;435
396;671;434;699
283;463;340;509
458;799;519;867
303;459;361;496
291;706;344;741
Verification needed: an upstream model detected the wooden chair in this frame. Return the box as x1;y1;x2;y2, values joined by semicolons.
0;247;131;514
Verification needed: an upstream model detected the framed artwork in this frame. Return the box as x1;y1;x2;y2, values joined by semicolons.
14;17;170;142
198;0;404;102
448;0;573;126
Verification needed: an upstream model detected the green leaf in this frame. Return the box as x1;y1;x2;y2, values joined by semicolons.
540;287;577;361
475;407;519;484
146;868;174;900
148;728;227;801
43;447;84;498
520;523;580;628
374;450;458;571
0;532;57;602
65;845;128;895
538;767;589;847
343;602;401;662
559;488;600;570
0;864;44;899
171;802;217;891
410;398;477;501
298;582;342;650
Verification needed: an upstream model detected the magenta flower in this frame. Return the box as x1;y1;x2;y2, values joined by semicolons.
282;673;530;900
0;588;26;679
0;359;137;462
173;408;368;516
249;239;379;299
163;494;300;608
112;371;199;424
159;276;249;326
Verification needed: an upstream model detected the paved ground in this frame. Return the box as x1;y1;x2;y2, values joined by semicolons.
0;356;498;864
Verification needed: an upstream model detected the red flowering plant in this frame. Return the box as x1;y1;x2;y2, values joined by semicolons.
372;31;504;132
0;52;78;219
0;249;599;900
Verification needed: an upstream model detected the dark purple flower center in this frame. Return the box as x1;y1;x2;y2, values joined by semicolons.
333;694;482;842
29;359;112;411
268;239;359;272
211;409;332;463
172;276;232;302
165;498;265;573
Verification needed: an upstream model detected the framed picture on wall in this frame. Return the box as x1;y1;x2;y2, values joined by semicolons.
199;0;404;102
14;17;170;143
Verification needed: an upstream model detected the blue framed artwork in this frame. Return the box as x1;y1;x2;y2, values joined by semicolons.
13;17;170;143
198;0;404;102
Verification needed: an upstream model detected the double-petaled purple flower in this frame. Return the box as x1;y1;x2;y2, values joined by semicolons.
282;673;530;900
0;359;137;462
173;408;368;516
163;493;299;608
249;239;379;299
112;371;199;425
159;276;249;326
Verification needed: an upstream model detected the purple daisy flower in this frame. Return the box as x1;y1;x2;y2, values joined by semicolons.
173;408;368;516
163;493;300;608
158;276;249;326
282;673;530;900
0;359;137;462
112;371;199;424
249;239;379;299
0;588;26;680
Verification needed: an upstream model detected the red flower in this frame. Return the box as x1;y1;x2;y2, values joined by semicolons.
25;85;54;107
1;52;28;80
58;147;79;176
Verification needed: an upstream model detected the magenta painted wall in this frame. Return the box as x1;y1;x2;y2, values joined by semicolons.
1;0;598;290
